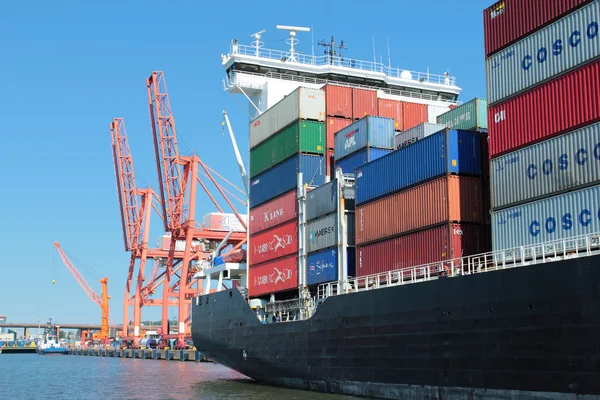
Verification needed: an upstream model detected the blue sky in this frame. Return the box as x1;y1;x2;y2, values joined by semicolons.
0;0;487;326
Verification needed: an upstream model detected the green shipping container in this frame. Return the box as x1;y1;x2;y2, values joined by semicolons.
436;98;487;132
250;120;325;178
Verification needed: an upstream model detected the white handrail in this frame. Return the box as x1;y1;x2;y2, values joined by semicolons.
317;232;600;301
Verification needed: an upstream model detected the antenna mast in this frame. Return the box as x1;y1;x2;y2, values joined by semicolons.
318;36;347;65
250;30;266;57
276;25;310;62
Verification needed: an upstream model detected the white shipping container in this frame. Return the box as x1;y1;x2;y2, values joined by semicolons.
486;0;600;105
202;212;248;232
307;212;338;252
491;122;600;210
394;123;446;149
250;87;325;148
427;104;451;124
491;184;600;251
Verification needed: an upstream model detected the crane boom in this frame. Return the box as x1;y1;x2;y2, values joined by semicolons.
222;110;249;196
111;118;141;252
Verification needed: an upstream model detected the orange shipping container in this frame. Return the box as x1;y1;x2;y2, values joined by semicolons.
352;88;377;119
377;99;403;131
323;84;352;118
356;175;483;245
403;102;428;131
326;117;352;150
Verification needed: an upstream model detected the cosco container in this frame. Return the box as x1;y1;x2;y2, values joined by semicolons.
250;120;325;178
427;104;451;124
307;179;337;221
394;123;446;150
249;87;325;148
307;213;337;253
306;247;356;286
436;98;488;131
335;148;392;175
356;175;483;245
402;102;428;131
352;88;377;119
250;154;325;208
323;84;352;118
486;1;600;105
491;122;600;210
356;130;482;205
249;219;298;265
488;59;600;157
326;117;352;150
357;223;484;277
334;116;395;160
248;255;298;297
377;98;403;130
491;184;600;251
249;190;297;235
483;0;591;57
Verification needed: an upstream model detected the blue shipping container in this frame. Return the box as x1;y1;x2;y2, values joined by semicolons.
250;154;325;208
306;247;356;285
334;116;395;160
335;148;392;175
355;129;482;205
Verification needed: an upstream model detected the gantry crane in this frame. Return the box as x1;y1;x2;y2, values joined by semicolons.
53;242;110;341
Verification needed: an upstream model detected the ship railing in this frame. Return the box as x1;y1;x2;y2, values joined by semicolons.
227;43;457;86
224;70;461;104
316;232;600;301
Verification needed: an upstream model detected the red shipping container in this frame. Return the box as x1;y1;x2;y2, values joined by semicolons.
352;88;377;119
249;219;298;265
248;255;298;297
402;102;428;131
323;84;352;118
377;99;403;131
488;59;600;158
483;0;591;57
249;190;297;235
356;175;483;245
326;117;352;150
356;223;484;277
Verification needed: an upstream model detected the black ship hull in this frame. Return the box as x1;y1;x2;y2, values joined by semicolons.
192;254;600;399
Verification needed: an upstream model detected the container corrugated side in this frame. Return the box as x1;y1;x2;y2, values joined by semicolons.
352;88;377;119
306;247;356;285
307;212;337;253
491;184;600;251
483;0;592;57
326;117;352;150
323;84;352;118
250;154;325;207
357;223;483;277
436;98;488;131
356;175;483;244
488;59;600;158
250;120;325;178
334;116;395;160
491;122;600;210
403;102;428;131
248;255;298;297
356;130;482;205
334;148;392;175
249;219;298;265
427;104;451;124
307;179;337;221
202;213;247;232
486;1;600;105
394;123;446;149
249;87;325;148
249;190;297;235
377;99;403;130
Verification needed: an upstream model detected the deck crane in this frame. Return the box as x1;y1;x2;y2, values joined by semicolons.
53;242;110;341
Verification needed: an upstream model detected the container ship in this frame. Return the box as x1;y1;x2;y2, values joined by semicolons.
192;1;600;398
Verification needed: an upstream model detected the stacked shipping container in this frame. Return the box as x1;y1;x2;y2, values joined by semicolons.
485;0;600;251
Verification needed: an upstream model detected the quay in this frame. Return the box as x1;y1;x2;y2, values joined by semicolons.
70;347;210;362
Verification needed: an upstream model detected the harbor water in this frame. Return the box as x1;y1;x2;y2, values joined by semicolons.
0;354;358;400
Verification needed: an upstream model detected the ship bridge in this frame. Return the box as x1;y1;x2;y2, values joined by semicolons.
221;26;462;119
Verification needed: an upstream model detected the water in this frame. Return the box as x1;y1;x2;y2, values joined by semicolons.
0;354;359;400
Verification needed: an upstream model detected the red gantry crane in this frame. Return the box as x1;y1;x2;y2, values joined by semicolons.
53;242;110;342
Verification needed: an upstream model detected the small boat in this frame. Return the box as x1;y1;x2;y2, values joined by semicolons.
37;318;69;355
